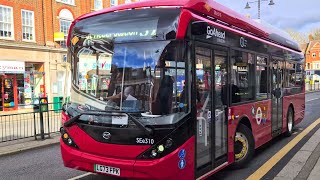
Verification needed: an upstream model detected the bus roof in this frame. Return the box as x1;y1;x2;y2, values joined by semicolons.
75;0;301;52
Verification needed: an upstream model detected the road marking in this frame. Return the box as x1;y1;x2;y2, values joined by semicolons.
306;98;320;102
68;172;92;180
247;118;320;180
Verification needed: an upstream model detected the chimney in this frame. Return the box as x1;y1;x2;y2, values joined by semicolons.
309;34;314;41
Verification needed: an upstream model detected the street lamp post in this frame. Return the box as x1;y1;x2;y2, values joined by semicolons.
245;0;275;19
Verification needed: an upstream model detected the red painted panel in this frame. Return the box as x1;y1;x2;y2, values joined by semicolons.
282;93;305;133
228;100;273;151
66;125;150;159
75;0;268;39
133;137;195;179
176;9;192;39
61;136;195;179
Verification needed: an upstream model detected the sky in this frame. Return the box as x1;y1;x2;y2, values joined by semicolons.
214;0;320;34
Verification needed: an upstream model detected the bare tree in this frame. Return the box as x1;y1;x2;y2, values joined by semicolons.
309;28;320;40
285;29;308;44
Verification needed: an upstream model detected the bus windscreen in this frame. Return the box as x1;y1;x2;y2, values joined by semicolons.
70;9;181;43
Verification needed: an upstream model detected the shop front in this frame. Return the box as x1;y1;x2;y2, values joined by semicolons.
0;61;45;111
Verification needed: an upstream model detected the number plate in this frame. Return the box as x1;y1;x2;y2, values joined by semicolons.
94;164;120;176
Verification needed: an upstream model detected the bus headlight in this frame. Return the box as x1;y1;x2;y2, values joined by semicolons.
137;138;175;159
67;138;73;145
60;128;79;149
137;118;192;159
151;149;158;157
165;138;173;148
157;145;164;153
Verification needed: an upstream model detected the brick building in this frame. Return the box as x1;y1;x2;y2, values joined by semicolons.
305;35;320;81
0;0;135;111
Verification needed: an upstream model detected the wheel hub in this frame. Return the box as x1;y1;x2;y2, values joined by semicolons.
235;132;248;161
288;113;293;132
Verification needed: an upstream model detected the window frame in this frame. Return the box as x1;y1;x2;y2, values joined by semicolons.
110;0;118;6
56;0;75;6
59;18;72;48
0;5;14;40
255;54;269;101
21;9;35;42
230;48;257;105
284;60;296;88
94;0;103;10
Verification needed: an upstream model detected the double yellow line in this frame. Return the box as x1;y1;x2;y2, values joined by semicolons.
247;118;320;180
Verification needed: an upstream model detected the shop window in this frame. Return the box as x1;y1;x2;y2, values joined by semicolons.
230;50;255;103
0;5;14;39
17;74;25;105
3;77;14;108
57;71;65;95
125;0;132;3
256;55;268;100
21;10;35;41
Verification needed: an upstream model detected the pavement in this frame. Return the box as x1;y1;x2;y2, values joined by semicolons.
274;125;320;180
0;132;60;157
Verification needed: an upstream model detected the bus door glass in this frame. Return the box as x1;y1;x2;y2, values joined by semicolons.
213;50;228;161
271;59;284;136
195;44;228;172
195;46;213;168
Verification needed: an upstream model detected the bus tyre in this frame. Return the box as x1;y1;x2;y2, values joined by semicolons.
232;123;254;169
284;108;294;137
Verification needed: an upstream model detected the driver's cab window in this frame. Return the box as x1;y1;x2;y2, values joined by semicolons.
150;42;188;115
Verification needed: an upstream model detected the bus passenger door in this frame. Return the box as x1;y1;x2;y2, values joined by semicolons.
195;43;228;177
271;60;284;136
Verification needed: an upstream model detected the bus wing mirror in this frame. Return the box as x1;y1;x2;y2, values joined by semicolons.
191;21;208;35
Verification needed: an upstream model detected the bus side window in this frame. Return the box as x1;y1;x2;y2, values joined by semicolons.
256;56;268;100
230;50;255;103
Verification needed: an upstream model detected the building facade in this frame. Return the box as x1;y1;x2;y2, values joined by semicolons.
0;0;135;111
305;35;320;81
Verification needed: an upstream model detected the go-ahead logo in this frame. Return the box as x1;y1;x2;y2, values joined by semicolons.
206;26;226;39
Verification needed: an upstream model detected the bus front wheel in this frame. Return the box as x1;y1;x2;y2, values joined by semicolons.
284;107;294;137
232;123;254;169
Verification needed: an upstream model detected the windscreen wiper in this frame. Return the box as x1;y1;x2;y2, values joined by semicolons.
127;113;153;136
64;111;120;127
64;111;154;136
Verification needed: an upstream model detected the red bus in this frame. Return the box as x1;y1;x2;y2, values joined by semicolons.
60;0;305;179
